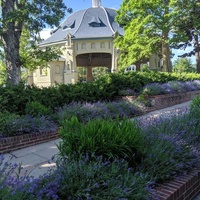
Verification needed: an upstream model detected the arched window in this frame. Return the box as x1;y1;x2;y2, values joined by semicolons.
100;42;105;48
91;43;95;49
81;43;86;49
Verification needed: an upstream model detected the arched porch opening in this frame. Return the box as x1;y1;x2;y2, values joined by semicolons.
76;53;112;82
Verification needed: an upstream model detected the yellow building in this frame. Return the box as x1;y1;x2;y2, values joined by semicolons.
31;0;123;87
30;0;162;87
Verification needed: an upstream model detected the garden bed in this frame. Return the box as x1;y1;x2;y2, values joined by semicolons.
0;131;59;154
1;90;200;154
154;169;200;200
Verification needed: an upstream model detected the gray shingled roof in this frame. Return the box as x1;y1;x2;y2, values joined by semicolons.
39;6;124;46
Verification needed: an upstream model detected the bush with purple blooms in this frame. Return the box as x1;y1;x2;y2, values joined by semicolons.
1;104;200;199
141;80;200;96
0;113;57;137
55;100;142;123
0;155;154;200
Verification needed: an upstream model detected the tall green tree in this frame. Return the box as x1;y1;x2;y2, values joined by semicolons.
171;0;200;72
20;29;62;71
115;0;173;72
0;0;71;85
172;57;196;73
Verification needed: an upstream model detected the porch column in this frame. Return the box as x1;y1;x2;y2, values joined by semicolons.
86;66;93;82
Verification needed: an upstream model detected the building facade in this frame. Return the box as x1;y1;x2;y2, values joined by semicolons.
30;0;123;87
29;0;162;87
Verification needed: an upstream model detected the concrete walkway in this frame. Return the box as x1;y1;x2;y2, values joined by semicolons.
2;138;62;178
2;100;200;200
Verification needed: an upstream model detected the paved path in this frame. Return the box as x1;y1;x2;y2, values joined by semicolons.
2;139;62;178
1;100;200;199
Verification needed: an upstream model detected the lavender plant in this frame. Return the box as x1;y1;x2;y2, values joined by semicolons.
0;114;57;137
56;100;141;123
137;109;200;182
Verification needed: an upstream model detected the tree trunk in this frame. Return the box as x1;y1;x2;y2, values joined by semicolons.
162;31;171;72
194;29;200;73
1;0;23;85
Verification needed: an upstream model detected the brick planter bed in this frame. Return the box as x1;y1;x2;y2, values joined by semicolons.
0;131;59;154
1;91;200;199
119;90;200;113
145;90;200;112
153;170;200;200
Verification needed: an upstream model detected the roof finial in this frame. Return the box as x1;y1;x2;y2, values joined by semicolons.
92;0;101;7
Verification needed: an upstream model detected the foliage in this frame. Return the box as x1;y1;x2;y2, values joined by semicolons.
141;80;200;96
1;72;200;115
0;60;6;84
138;109;200;182
0;113;57;137
56;101;141;123
173;58;196;73
58;116;144;166
115;0;172;72
2;95;200;199
190;95;200;110
20;29;62;72
0;155;152;200
25;101;51;117
171;0;200;72
0;0;71;85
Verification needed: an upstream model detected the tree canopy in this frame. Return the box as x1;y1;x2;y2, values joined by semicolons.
171;0;200;72
115;0;173;72
172;57;196;73
115;0;200;73
0;0;71;85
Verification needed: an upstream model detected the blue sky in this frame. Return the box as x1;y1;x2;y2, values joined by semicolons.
63;0;122;12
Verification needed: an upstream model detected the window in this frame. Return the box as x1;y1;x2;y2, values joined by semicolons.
81;43;86;49
91;43;95;49
55;65;60;74
40;67;48;76
100;42;105;48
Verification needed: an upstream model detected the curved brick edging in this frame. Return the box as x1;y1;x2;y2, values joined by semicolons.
119;90;200;113
145;91;200;112
0;131;59;154
154;170;200;200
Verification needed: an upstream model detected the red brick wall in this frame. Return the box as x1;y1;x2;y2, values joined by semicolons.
0;131;59;154
154;170;200;200
146;91;200;112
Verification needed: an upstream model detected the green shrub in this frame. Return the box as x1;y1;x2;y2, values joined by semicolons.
58;116;144;166
25;101;51;117
52;158;151;200
139;112;200;182
190;95;200;110
0;113;57;137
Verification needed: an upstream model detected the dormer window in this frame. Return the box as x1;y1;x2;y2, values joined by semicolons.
88;17;101;27
63;20;75;30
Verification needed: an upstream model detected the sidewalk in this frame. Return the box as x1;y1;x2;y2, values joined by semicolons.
2;138;62;178
1;101;192;178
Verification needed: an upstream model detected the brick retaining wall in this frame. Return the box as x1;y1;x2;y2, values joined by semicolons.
1;91;200;199
146;90;200;112
0;131;59;154
154;170;200;200
119;90;200;113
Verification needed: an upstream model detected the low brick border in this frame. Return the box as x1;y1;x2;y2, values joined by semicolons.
145;90;200;112
0;131;59;154
154;170;200;200
119;90;200;113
